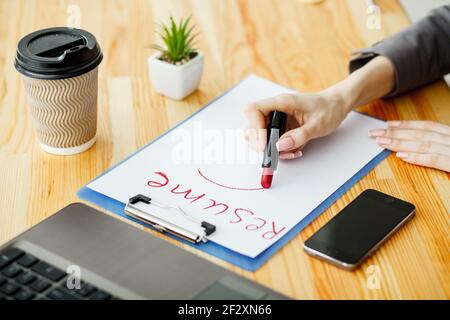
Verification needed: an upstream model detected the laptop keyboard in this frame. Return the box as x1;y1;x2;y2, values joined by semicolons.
0;247;118;300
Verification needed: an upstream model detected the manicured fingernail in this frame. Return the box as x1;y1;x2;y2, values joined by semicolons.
376;137;391;145
293;150;303;158
396;152;408;159
280;153;296;160
368;129;386;137
388;121;401;127
276;137;294;152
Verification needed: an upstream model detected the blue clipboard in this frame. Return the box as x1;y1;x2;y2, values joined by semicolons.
78;76;391;272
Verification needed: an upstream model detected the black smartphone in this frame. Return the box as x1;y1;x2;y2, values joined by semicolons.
304;189;415;270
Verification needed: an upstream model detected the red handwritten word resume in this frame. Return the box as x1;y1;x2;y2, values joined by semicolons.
87;75;385;258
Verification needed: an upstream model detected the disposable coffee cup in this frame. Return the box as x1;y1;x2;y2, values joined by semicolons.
15;27;103;155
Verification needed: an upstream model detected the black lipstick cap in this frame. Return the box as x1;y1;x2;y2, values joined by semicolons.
268;111;287;133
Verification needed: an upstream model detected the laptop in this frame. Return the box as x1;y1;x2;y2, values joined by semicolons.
0;203;287;300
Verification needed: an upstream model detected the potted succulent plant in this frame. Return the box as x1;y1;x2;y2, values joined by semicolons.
148;16;203;100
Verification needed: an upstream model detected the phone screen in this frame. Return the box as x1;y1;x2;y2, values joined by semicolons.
304;189;415;267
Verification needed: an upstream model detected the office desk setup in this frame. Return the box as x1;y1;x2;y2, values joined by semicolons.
0;0;448;300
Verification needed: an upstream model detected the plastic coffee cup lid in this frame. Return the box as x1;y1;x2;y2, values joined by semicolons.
15;27;103;80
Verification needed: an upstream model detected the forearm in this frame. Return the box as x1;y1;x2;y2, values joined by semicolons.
349;6;450;98
323;56;395;113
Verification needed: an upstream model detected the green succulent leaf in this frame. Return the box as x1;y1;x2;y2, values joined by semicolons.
152;15;198;64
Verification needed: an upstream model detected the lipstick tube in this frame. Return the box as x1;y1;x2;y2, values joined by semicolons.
261;111;287;188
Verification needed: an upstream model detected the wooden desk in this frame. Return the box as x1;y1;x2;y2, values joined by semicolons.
0;0;448;299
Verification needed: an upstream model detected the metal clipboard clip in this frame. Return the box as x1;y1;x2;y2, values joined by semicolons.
124;194;216;244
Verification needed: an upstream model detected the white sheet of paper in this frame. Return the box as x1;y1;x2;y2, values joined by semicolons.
87;75;386;258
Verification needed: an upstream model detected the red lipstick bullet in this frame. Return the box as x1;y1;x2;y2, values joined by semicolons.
261;168;274;189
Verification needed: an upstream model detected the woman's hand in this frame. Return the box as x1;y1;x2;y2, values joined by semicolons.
244;90;352;159
244;57;395;160
370;121;450;172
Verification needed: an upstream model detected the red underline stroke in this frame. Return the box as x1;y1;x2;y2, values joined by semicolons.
197;169;264;191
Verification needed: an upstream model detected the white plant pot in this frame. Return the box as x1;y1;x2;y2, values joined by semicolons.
148;52;204;100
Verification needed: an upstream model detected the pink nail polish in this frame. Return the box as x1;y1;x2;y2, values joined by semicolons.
294;150;303;158
280;153;295;160
276;137;294;152
396;152;408;159
388;121;401;127
376;137;391;144
369;129;386;137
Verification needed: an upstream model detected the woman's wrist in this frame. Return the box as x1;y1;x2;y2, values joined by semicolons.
347;56;396;107
322;55;396;115
322;78;360;115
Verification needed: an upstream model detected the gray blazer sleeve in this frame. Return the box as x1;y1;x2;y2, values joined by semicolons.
349;5;450;98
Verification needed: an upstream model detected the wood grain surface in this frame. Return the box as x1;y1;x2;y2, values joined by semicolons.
0;0;448;299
